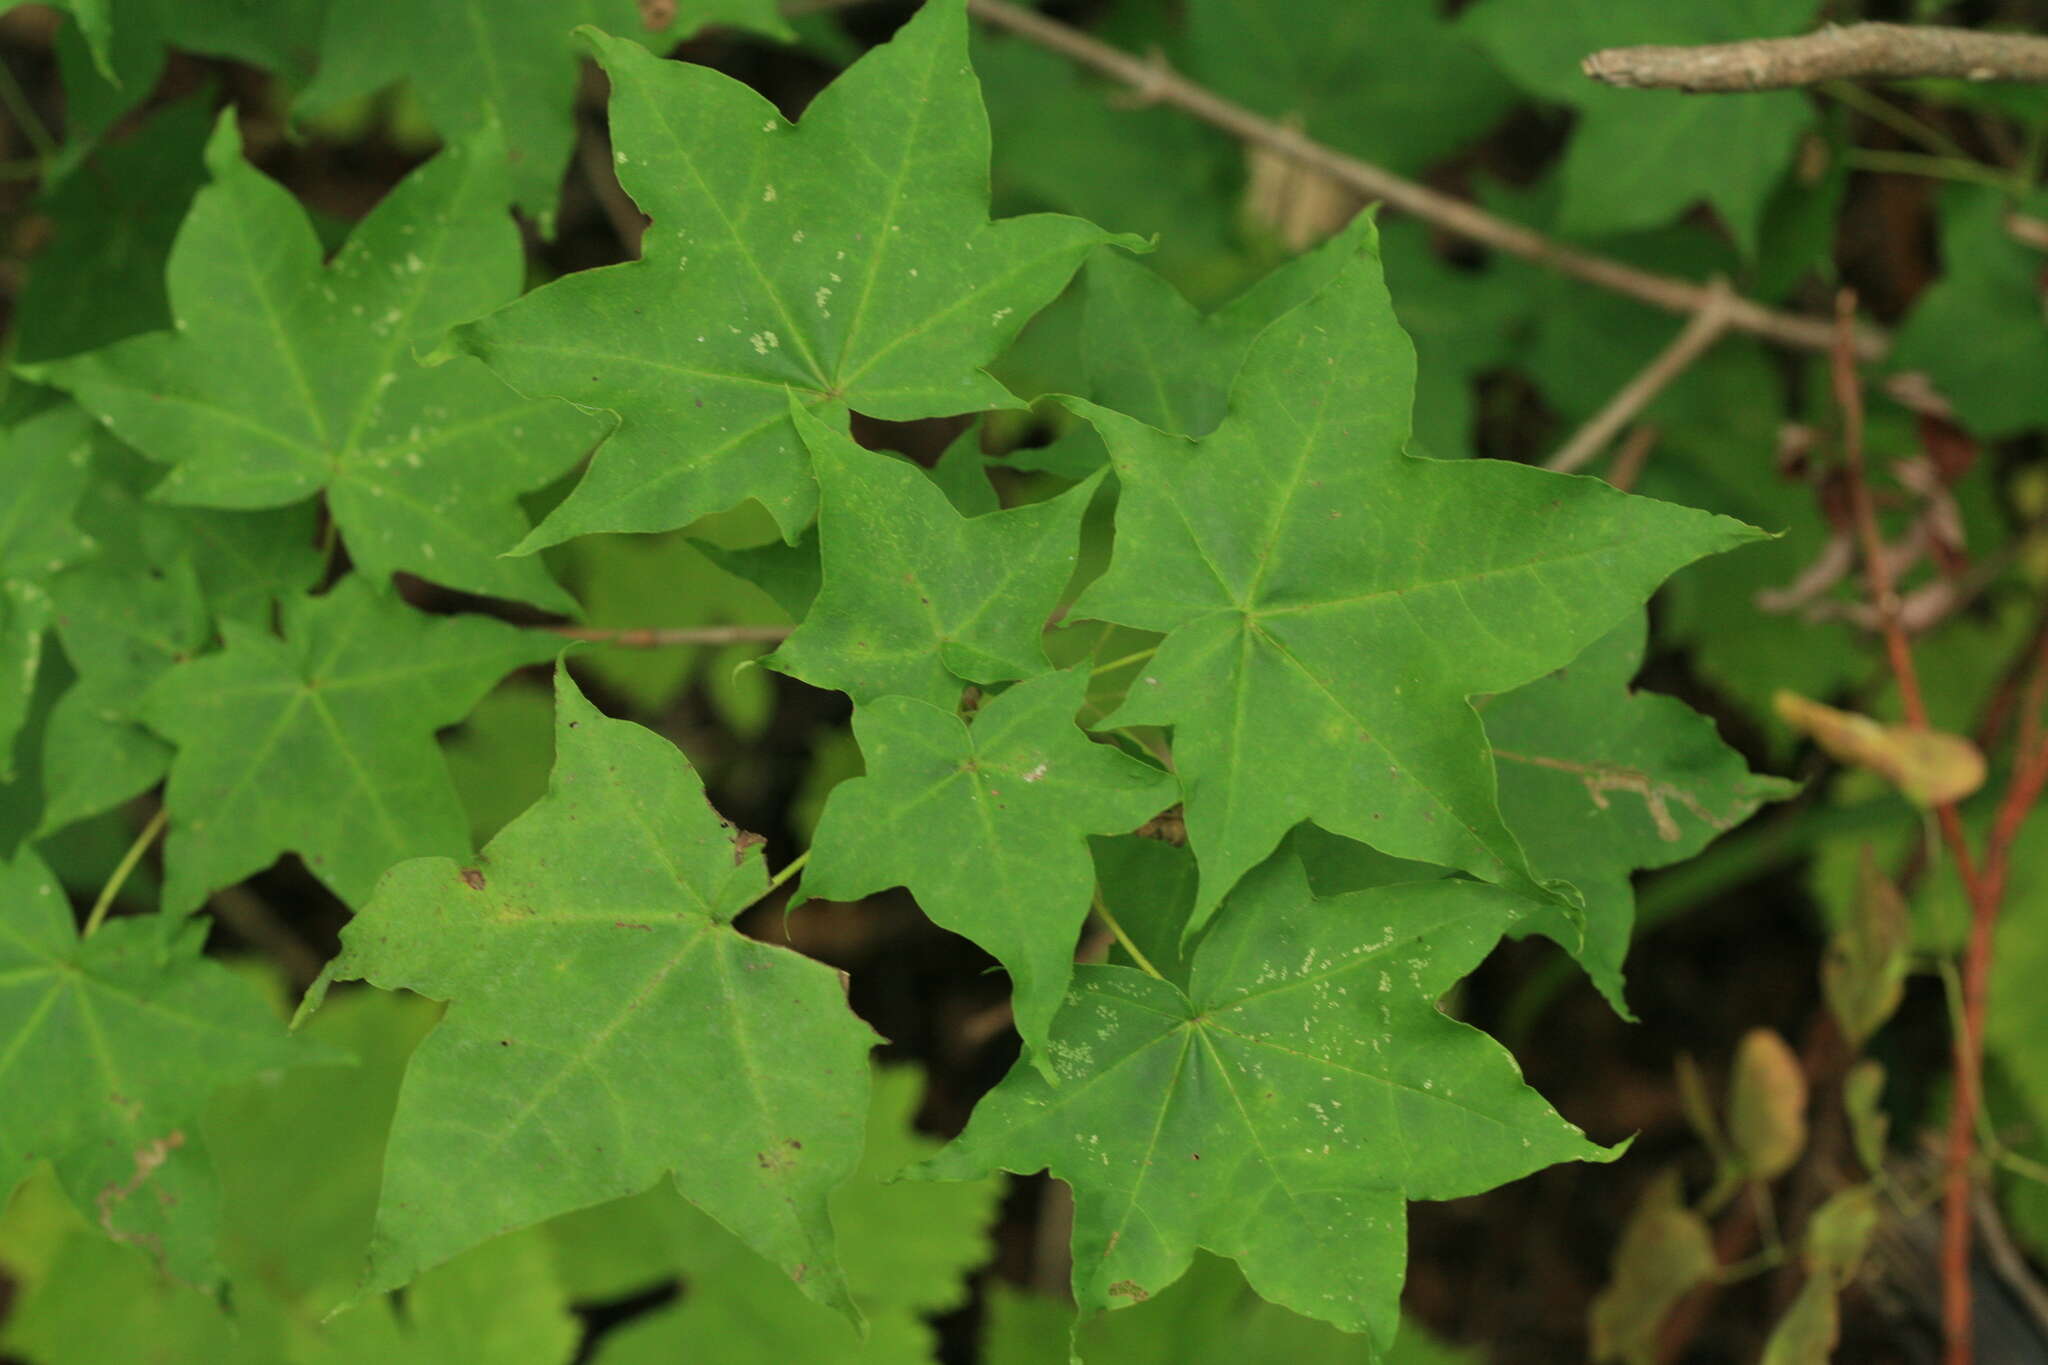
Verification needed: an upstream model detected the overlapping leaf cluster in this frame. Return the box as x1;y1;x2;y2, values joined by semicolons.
0;0;1925;1358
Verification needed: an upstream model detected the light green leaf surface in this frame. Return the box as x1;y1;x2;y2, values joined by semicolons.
1461;0;1821;249
0;1165;282;1365
1081;212;1379;441
297;1232;583;1365
140;575;557;914
301;0;791;227
987;1253;1479;1365
307;666;878;1314
0;406;98;779
551;1066;999;1365
918;854;1608;1345
37;559;207;835
0;851;309;1288
66;433;324;631
29;117;605;611
1482;614;1795;1012
456;1;1131;547
803;668;1176;1062
766;402;1098;709
1070;238;1761;921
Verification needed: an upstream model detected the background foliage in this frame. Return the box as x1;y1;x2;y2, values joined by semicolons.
1;1;2046;1362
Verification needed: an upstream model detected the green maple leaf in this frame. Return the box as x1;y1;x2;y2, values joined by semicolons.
547;1066;999;1364
74;438;323;631
802;668;1176;1063
916;853;1609;1344
0;407;98;780
1180;0;1517;178
989;1254;1477;1365
1082;213;1379;441
304;666;879;1314
1894;188;2048;438
1068;234;1759;923
1482;614;1796;1013
301;1;790;228
39;559;208;836
0;850;312;1287
454;0;1133;548
140;575;558;915
27;116;605;613
1076;213;1521;465
1461;0;1820;250
765;402;1099;709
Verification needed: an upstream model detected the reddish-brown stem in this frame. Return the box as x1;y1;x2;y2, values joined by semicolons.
549;623;794;647
1830;291;1995;1365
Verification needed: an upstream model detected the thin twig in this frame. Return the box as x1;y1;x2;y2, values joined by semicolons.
1605;424;1659;492
1584;23;2048;93
960;0;1892;367
1545;279;1736;473
0;54;55;166
1822;79;1971;160
1845;147;2021;191
549;623;794;647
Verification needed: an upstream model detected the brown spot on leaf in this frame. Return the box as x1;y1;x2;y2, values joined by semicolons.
96;1130;186;1265
732;829;767;866
1108;1280;1149;1302
461;868;486;891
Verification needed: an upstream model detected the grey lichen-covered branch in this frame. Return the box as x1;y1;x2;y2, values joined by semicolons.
1583;22;2048;93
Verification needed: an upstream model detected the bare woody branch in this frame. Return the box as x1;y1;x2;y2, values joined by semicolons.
1546;278;1736;473
964;0;1883;364
776;1;1946;413
1583;23;2048;93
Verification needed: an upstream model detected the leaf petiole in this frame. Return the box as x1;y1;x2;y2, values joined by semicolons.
83;808;169;937
1092;886;1163;980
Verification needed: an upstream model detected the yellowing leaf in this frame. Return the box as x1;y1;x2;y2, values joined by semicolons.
1727;1027;1807;1182
1773;690;1986;807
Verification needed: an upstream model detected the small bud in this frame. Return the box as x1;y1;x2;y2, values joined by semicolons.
1804;1185;1879;1287
1728;1028;1808;1182
1822;848;1910;1046
1773;691;1985;807
1843;1060;1890;1177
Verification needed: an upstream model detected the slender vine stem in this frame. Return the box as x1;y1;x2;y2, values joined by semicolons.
0;55;55;167
83;808;168;938
1822;80;1970;161
550;622;795;648
764;848;810;896
1092;887;1162;980
1846;147;2022;191
1089;646;1157;677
